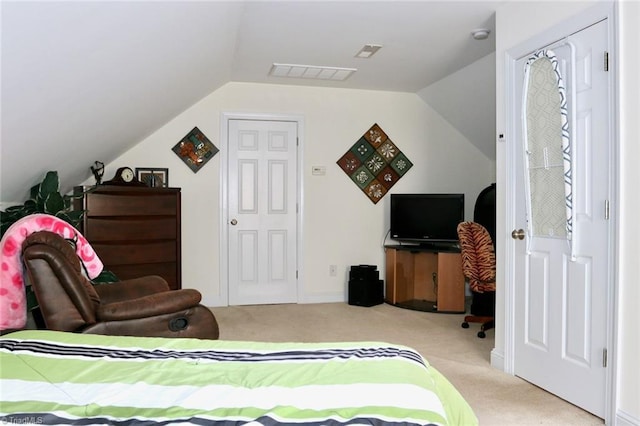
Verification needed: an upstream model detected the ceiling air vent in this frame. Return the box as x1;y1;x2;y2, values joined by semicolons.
269;63;356;81
355;44;382;58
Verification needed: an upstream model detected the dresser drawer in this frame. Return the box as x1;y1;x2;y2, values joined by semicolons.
105;263;179;290
85;217;177;241
86;192;177;216
92;241;176;265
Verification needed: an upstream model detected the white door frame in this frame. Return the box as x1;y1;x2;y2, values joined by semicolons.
219;112;305;306
502;3;619;423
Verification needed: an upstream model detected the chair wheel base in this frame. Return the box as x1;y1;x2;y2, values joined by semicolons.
461;315;494;338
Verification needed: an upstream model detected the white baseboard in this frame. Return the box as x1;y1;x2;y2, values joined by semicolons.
203;295;227;307
297;292;345;304
616;409;639;426
490;348;505;371
204;292;345;307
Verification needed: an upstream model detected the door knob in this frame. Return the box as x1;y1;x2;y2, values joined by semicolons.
511;229;525;240
230;219;238;226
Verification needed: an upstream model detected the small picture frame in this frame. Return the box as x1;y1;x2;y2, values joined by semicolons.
135;167;169;188
172;126;219;173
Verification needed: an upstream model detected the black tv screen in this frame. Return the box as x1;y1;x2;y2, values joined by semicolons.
390;193;465;245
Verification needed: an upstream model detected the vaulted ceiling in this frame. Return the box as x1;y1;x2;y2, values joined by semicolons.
1;1;499;202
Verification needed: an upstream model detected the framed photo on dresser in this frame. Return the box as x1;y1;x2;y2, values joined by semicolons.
135;167;168;188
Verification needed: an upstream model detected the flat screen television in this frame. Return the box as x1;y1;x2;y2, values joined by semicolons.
390;193;465;246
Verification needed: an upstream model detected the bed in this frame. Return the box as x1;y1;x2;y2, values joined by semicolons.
0;330;477;425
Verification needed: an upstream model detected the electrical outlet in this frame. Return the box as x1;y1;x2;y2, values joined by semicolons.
329;265;337;276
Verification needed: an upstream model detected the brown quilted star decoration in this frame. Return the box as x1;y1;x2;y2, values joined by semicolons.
337;123;413;204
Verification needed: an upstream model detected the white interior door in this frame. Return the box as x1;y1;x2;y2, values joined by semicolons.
512;20;611;417
227;119;298;305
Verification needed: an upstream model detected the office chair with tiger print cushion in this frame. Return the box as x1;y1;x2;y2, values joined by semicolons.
457;221;496;338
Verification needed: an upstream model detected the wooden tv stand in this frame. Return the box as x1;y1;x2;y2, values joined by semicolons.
384;244;465;313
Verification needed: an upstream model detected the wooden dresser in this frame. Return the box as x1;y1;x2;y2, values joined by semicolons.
74;185;182;290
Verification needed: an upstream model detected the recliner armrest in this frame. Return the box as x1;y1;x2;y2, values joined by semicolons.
96;289;202;322
94;276;171;304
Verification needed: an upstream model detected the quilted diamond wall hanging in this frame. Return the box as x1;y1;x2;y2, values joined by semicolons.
337;123;413;204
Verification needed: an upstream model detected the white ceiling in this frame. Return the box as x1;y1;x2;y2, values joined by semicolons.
231;1;498;91
1;1;500;202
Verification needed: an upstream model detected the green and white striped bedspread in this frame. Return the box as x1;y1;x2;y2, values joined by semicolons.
0;330;477;425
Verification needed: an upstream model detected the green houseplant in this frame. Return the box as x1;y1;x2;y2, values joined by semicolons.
0;171;116;319
0;171;86;236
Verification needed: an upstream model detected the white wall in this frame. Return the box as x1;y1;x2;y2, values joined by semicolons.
106;82;493;306
495;1;639;424
617;1;640;423
418;52;497;166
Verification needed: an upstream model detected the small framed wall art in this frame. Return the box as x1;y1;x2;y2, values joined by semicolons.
172;126;219;173
135;167;169;188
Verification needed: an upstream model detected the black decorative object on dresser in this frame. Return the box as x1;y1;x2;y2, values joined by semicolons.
74;185;182;290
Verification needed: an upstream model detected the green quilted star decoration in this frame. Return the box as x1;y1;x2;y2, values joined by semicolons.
337;123;413;204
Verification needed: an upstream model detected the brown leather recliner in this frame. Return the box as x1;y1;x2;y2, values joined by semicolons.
21;231;219;339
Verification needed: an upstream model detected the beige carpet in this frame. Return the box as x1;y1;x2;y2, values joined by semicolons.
212;302;603;426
